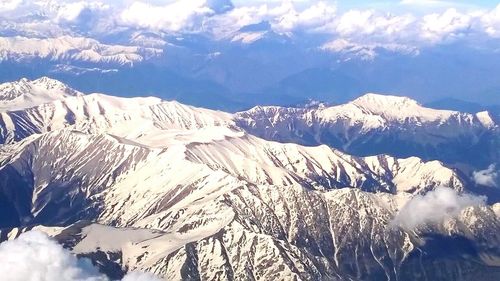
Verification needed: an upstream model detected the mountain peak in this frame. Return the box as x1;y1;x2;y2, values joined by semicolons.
0;77;82;111
31;76;80;96
352;93;420;108
348;93;445;120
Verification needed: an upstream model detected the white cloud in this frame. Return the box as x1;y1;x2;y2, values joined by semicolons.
2;0;500;53
273;1;337;32
119;0;219;32
0;231;161;281
392;187;486;230
335;10;416;40
473;164;498;187
0;230;107;281
481;4;500;37
56;1;110;23
0;0;22;12
204;0;337;36
420;8;474;42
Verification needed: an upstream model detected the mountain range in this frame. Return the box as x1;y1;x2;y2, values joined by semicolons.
0;77;499;280
1;33;499;111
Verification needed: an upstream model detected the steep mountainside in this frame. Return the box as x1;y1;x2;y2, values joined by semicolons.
0;128;465;228
2;187;499;280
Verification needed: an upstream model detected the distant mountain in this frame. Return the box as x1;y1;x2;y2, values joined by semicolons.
0;36;162;65
0;35;499;111
236;93;499;168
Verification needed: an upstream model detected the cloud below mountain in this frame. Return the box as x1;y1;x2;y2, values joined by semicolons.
473;164;498;187
0;231;160;281
392;187;486;230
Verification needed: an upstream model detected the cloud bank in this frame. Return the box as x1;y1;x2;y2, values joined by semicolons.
392;187;486;230
2;0;500;48
473;164;498;188
0;231;161;281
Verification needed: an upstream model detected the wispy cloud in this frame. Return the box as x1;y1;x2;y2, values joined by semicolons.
0;0;23;12
391;187;486;230
473;164;498;187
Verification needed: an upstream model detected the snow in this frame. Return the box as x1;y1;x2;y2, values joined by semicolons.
0;36;162;65
351;93;462;122
476;111;496;128
0;77;81;111
0;78;235;145
321;39;418;60
73;224;161;253
231;31;266;44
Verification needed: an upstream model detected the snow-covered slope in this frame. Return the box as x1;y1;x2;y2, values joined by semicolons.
0;77;82;111
320;39;419;61
0;36;162;65
236;93;499;167
0;112;494;280
0;127;466;227
0;79;234;144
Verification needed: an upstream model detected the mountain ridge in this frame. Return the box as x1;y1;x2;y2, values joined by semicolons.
236;93;499;168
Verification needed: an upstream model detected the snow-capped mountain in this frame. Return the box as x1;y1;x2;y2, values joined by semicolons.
0;77;498;280
0;36;162;65
236;93;499;168
320;39;419;61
